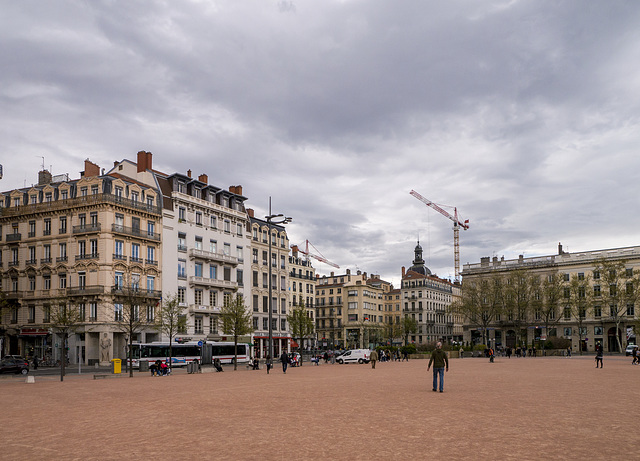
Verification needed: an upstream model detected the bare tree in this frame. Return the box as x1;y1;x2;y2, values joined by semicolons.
49;299;82;381
219;293;253;371
113;272;155;377
155;293;187;368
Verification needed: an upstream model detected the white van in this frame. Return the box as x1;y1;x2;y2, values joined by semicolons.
336;349;370;364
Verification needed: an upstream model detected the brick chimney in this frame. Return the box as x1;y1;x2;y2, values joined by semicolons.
291;245;298;257
229;186;236;194
187;169;192;178
198;174;208;184
84;159;100;178
402;266;406;277
137;151;152;173
235;185;242;195
246;208;255;218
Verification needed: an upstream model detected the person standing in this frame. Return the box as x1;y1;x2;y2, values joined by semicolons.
279;351;289;374
595;345;603;368
370;349;378;369
265;355;272;374
427;342;449;393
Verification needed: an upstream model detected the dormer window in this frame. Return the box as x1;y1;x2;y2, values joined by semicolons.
61;190;68;200
115;186;123;198
81;187;88;197
177;181;186;193
91;185;99;195
30;195;37;204
222;196;229;208
131;191;139;203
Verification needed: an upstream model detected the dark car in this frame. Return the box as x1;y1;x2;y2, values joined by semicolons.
0;357;30;375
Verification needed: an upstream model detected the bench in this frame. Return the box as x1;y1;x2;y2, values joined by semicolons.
93;374;116;379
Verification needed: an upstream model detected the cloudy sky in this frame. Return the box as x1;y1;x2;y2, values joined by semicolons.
2;1;640;287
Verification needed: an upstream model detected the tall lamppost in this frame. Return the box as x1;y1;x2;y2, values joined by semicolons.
266;198;292;361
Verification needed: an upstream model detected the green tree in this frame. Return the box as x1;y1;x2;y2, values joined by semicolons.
401;315;418;346
220;293;253;371
156;293;187;368
287;300;314;361
456;273;504;346
596;259;640;352
538;271;564;352
505;269;533;347
565;273;593;355
49;299;83;382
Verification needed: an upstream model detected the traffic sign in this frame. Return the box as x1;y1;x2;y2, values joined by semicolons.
197;341;203;347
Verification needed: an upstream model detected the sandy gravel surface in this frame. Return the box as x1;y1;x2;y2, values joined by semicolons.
1;355;637;460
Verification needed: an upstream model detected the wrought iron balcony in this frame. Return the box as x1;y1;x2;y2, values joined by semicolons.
73;224;101;235
6;233;21;242
111;224;161;241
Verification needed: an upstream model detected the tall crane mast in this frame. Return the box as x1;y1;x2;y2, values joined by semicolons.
410;190;469;282
292;240;340;268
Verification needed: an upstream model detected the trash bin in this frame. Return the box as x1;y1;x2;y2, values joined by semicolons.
139;361;149;372
111;358;121;374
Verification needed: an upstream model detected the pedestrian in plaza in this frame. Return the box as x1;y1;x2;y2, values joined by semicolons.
459;347;464;359
265;355;272;374
32;355;38;370
489;347;495;363
631;347;638;365
427;342;449;393
280;351;289;374
402;349;409;361
595;345;603;368
506;347;512;359
567;346;572;358
370;349;378;369
323;351;329;364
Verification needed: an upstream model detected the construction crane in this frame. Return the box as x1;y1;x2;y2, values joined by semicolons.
292;240;340;268
410;190;469;282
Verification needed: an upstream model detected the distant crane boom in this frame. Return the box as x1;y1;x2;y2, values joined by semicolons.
293;240;340;268
410;190;469;281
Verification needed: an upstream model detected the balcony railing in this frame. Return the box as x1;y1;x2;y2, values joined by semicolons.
112;224;161;241
56;256;68;263
113;253;127;261
40;257;52;264
75;253;99;261
188;276;238;290
188;248;238;265
129;256;143;263
67;286;105;296
73;223;101;235
111;286;162;298
26;259;37;265
6;233;21;242
145;259;158;266
0;192;162;217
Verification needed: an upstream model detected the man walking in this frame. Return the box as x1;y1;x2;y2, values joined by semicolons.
427;342;449;393
280;351;290;374
370;349;378;369
595;345;603;368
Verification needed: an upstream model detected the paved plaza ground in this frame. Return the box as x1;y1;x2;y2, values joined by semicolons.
1;354;638;460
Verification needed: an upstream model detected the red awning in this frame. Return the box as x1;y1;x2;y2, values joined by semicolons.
290;340;299;348
19;328;49;336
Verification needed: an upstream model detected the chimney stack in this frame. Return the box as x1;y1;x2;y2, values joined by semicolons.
137;151;152;173
38;170;52;185
84;159;100;178
292;245;298;257
246;208;254;218
558;242;564;255
402;266;406;277
187;169;192;178
198;174;208;184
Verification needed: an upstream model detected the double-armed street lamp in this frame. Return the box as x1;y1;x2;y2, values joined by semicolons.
266;198;292;361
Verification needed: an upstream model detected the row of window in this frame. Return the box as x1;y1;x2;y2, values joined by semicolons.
177;207;244;234
252;316;287;332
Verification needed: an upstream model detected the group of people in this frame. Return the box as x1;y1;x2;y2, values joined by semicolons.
149;360;169;376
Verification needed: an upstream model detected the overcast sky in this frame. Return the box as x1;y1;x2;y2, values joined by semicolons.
2;1;640;287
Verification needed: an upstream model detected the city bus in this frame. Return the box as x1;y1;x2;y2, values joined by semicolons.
205;341;250;364
129;342;201;368
129;341;251;367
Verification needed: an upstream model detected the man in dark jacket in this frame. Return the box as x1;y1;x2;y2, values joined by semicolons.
427;342;449;392
280;351;290;373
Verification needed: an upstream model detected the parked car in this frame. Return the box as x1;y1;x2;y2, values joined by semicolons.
336;349;370;364
0;357;30;375
625;344;638;356
288;352;301;367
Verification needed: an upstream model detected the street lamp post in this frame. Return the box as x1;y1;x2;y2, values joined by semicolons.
266;197;292;362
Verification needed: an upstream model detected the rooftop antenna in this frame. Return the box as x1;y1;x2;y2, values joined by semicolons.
39;156;45;171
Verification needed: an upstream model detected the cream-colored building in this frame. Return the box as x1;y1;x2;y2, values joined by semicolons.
0;155;162;365
460;243;640;353
288;245;317;350
248;211;291;358
315;270;392;349
401;243;461;345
